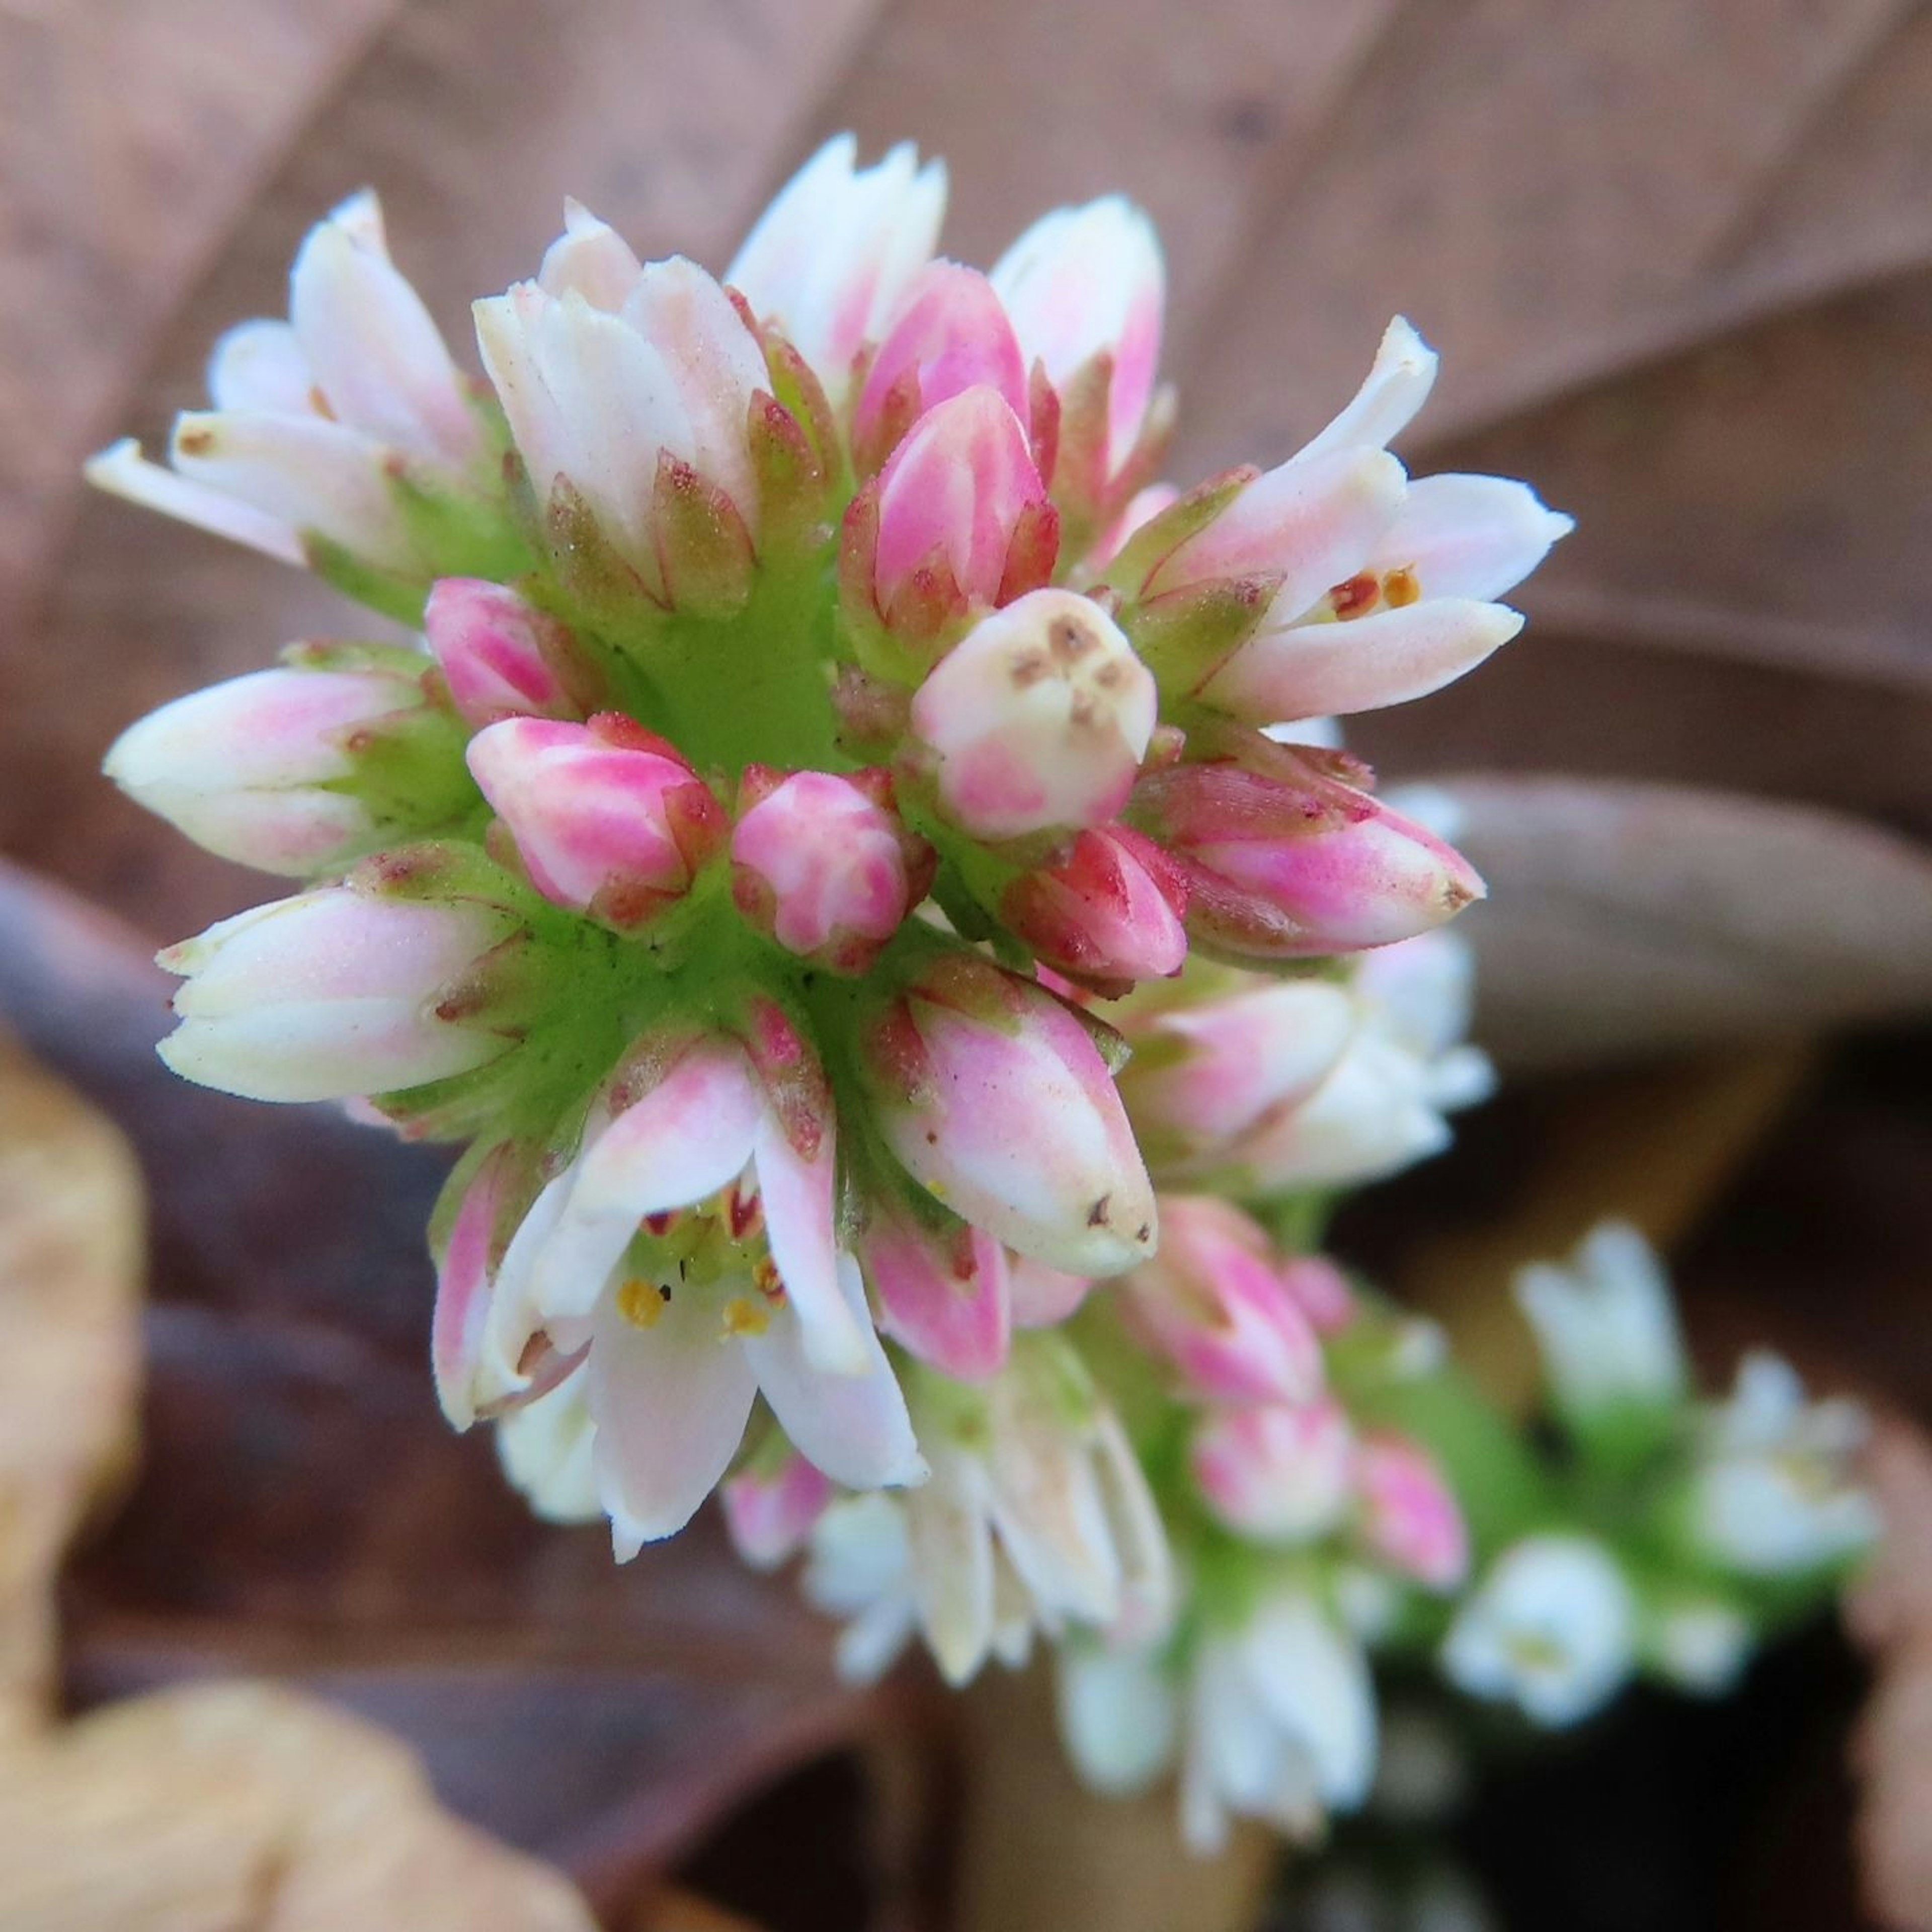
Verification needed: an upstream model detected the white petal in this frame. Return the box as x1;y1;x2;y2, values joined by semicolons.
1057;1645;1177;1796
752;1110;866;1374
621;257;766;525
1370;472;1573;601
1294;315;1438;461
744;1257;926;1491
588;1286;759;1555
1206;597;1522;724
905;1450;997;1685
1242;1594;1378;1809
85;439;305;567
170;410;415;571
539;199;644;310
532;1042;763;1320
291;204;480;465
208;319;315;414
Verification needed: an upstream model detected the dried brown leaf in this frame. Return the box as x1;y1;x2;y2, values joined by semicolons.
1435;775;1932;1069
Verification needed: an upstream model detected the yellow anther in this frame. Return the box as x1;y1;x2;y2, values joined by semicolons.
721;1294;772;1339
1382;564;1421;608
617;1277;668;1329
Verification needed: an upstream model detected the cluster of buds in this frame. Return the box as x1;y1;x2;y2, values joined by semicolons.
1441;1224;1878;1727
94;135;1565;1566
91;126;1877;1858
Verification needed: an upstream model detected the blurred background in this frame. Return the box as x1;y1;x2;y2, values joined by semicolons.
3;2;1932;1927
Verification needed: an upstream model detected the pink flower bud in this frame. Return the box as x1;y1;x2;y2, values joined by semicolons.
858;953;1156;1275
730;768;926;973
1119;1195;1324;1405
911;589;1156;840
1118;980;1355;1166
155;888;517;1103
853;263;1030;473
1002;826;1188;983
990;197;1165;479
860;1194;1012;1381
104;654;454;875
1355;1435;1468;1590
424;578;600;726
864;386;1055;626
1133;759;1484;956
1192;1398;1356;1544
722;1452;835;1570
466;714;725;926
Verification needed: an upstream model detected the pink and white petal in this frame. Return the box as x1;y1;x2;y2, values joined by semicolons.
1205;597;1523;723
588;1286;760;1556
755;1111;868;1375
1293;315;1438;462
868;1214;1011;1382
208;319;315;415
532;1043;763;1320
1367;472;1573;601
473;1169;575;1413
744;1256;926;1491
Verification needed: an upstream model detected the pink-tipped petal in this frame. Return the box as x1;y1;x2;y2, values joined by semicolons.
1356;1435;1469;1590
467;714;720;920
854;262;1029;459
425;578;594;726
1192;1399;1356;1543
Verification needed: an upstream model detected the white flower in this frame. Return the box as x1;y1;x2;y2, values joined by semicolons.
1689;1352;1878;1576
1513;1221;1688;1424
803;1341;1171;1686
1441;1535;1637;1728
88;191;488;573
464;1035;925;1554
1178;1589;1379;1852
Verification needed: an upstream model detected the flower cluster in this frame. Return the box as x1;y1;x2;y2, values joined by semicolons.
1440;1223;1878;1727
96;134;1864;1859
95;137;1564;1555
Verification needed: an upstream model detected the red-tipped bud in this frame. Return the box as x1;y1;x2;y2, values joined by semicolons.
466;714;725;927
424;578;603;726
730;768;928;973
852;263;1029;475
1002;826;1188;984
1131;759;1484;957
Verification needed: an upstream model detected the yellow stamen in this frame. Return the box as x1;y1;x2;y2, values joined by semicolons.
721;1294;772;1339
617;1276;669;1329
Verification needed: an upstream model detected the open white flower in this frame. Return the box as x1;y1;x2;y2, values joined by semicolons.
1441;1535;1637;1728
